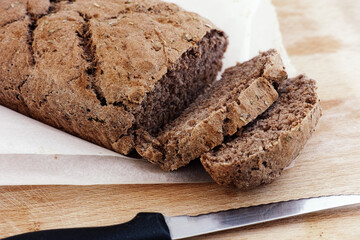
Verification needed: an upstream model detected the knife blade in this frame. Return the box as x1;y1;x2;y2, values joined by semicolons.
3;194;360;240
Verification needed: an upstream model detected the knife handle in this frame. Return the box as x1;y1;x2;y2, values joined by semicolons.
2;212;171;240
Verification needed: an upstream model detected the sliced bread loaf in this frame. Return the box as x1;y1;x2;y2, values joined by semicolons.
0;0;228;155
201;75;322;189
136;50;287;171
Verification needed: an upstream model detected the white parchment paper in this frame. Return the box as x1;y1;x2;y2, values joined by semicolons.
0;0;295;185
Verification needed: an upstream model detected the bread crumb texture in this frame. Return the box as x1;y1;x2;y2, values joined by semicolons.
136;50;287;171
201;75;322;189
0;0;227;154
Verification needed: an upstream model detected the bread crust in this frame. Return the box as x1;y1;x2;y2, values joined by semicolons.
136;50;287;171
200;75;322;189
0;0;227;154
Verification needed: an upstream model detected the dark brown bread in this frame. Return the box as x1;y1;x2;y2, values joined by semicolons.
0;0;227;154
0;0;51;115
201;75;322;189
136;50;287;171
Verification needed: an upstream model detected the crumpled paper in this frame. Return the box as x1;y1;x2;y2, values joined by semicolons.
0;0;295;185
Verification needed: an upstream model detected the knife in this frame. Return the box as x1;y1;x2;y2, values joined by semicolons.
3;194;360;240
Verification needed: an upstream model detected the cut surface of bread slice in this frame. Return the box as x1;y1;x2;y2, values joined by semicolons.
136;50;287;171
201;75;322;189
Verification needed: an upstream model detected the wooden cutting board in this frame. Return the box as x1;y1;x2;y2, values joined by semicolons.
1;0;360;239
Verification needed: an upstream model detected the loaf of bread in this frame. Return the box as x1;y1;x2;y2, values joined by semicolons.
0;0;228;154
1;0;321;190
136;50;287;171
201;75;322;189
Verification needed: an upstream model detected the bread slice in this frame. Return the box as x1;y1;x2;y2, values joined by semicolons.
136;50;287;171
0;0;228;155
201;75;322;189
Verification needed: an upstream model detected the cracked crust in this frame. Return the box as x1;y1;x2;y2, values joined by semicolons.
0;16;32;115
0;0;228;154
200;75;322;189
135;50;287;171
0;0;50;115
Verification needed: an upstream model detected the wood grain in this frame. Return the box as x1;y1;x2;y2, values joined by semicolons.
1;0;360;239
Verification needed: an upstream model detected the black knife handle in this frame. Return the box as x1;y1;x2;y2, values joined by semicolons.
2;212;171;240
